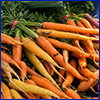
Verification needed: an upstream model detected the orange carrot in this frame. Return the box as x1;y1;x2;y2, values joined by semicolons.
62;59;77;88
42;22;99;35
77;70;99;92
78;67;98;79
1;81;12;99
44;37;88;57
31;75;72;99
13;35;27;81
77;21;85;27
64;88;81;99
37;36;87;80
1;33;23;45
1;94;4;99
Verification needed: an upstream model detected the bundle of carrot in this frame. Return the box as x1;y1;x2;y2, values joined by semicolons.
1;11;99;99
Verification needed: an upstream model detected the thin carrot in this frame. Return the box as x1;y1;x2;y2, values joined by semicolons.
42;22;99;34
10;89;23;99
78;67;98;79
62;59;77;88
22;37;62;69
24;48;60;89
58;69;65;84
9;79;59;98
37;36;87;80
1;81;12;99
44;37;89;58
36;29;98;40
31;75;72;99
13;29;27;81
77;70;99;92
1;33;23;45
64;88;81;99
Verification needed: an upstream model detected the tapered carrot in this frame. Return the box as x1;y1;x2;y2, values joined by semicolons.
62;59;77;88
78;67;98;79
24;48;60;89
1;81;12;99
13;29;27;81
37;36;87;80
22;37;62;69
77;21;85;27
77;70;99;92
58;69;65;84
1;33;23;45
31;75;72;99
64;88;81;99
44;37;88;57
42;22;99;34
36;29;98;40
9;79;59;98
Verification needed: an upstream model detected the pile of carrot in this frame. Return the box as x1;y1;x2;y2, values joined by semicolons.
1;13;99;99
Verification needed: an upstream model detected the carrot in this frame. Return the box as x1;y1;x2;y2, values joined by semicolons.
37;36;87;80
84;13;99;29
77;21;85;27
78;67;98;79
93;18;99;22
26;79;52;99
9;79;59;98
10;89;23;99
13;30;27;81
62;59;77;88
78;58;87;69
36;29;98;40
22;37;62;69
42;22;99;34
64;88;81;99
31;75;72;99
1;94;4;99
1;81;12;99
93;42;99;50
1;69;7;77
24;48;60;89
58;69;65;84
44;37;89;58
77;70;99;92
1;33;23;45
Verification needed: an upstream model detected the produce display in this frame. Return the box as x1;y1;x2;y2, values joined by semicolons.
1;1;99;99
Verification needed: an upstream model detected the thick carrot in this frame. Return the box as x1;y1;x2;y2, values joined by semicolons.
31;75;72;99
22;37;62;69
62;59;77;88
58;69;65;84
37;36;87;80
78;67;98;79
36;29;98;40
77;70;99;92
44;37;88;57
10;89;23;99
24;48;60;89
9;79;59;98
13;34;27;81
1;33;23;45
1;81;12;99
84;13;99;29
42;22;99;34
64;88;81;99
